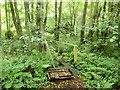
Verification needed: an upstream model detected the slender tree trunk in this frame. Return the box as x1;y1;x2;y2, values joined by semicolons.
8;3;11;31
55;0;58;40
118;2;120;47
31;2;34;21
80;0;88;44
27;3;30;22
101;0;107;38
36;0;43;31
44;0;48;29
36;0;44;51
40;2;43;31
96;7;102;39
9;0;24;43
88;0;93;41
5;1;9;31
57;0;62;39
93;1;99;26
14;1;22;33
36;1;40;29
24;1;31;40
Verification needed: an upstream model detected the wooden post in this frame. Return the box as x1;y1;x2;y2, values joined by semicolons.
74;45;77;63
57;41;60;53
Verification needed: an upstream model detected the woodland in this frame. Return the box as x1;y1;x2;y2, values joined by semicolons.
0;0;119;89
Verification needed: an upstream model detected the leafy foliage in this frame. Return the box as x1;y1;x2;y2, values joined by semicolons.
2;39;61;88
75;46;118;88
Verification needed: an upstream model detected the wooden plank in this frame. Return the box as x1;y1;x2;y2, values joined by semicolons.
67;71;72;76
47;69;69;72
60;72;66;76
50;72;55;79
48;67;68;70
54;72;59;79
49;76;73;80
57;76;73;79
58;72;64;77
65;71;72;76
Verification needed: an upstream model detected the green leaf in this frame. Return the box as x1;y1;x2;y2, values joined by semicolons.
42;64;50;68
13;82;24;88
4;83;12;88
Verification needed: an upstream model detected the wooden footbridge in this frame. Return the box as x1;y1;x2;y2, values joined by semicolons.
46;40;78;80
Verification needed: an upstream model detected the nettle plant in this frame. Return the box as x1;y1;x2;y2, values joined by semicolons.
2;48;60;88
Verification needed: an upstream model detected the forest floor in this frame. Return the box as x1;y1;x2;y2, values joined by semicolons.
43;58;86;88
42;75;85;88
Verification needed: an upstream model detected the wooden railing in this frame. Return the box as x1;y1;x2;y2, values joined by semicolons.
55;41;78;63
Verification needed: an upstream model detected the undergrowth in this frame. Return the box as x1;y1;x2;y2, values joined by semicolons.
2;39;61;88
62;44;119;88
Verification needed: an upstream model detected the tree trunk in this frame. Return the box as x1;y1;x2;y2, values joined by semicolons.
44;1;48;29
36;1;40;29
57;0;62;39
36;0;43;31
118;2;120;47
101;0;107;38
88;0;93;41
9;0;24;43
96;7;102;39
31;2;34;21
93;1;99;26
8;3;11;31
14;1;23;34
80;0;88;44
27;3;30;22
55;0;58;41
24;1;31;40
40;2;43;31
5;1;9;31
36;0;44;51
